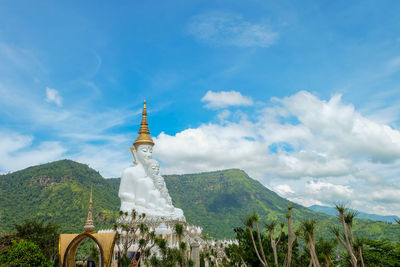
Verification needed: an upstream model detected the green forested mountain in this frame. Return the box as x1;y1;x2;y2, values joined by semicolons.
163;170;400;240
0;160;399;241
0;160;120;233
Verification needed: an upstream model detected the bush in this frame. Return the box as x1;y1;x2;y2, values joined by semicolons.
0;239;52;267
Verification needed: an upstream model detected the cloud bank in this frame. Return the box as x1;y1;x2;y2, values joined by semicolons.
154;90;400;216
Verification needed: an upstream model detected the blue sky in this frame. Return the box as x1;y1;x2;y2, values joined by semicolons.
1;1;400;216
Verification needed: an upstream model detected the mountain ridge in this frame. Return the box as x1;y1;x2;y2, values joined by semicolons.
1;159;399;240
308;204;399;224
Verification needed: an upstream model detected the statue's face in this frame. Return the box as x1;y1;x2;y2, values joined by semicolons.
136;145;153;164
150;163;160;176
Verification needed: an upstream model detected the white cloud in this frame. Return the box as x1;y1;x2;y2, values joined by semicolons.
156;91;400;180
372;187;400;203
0;131;66;173
201;90;253;109
187;12;278;47
217;110;231;121
305;180;354;202
153;90;400;216
273;184;295;197
45;87;62;107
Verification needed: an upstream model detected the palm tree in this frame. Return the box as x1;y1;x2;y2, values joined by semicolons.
265;221;283;266
285;206;295;267
174;223;186;267
245;213;268;267
316;238;337;267
334;205;358;267
353;238;365;267
345;211;365;267
301;219;320;267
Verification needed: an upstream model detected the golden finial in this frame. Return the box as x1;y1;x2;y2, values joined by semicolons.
84;186;95;232
132;100;155;149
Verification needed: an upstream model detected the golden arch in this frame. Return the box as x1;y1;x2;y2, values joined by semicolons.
59;232;116;267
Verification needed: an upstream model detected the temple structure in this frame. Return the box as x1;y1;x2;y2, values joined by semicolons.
118;101;185;221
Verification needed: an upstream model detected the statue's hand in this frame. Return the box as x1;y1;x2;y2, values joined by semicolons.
120;192;135;202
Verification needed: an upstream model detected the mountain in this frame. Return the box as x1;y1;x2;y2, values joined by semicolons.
1;160;399;241
0;160;120;233
308;204;400;224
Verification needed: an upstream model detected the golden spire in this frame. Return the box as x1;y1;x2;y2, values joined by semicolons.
133;100;155;149
84;186;95;232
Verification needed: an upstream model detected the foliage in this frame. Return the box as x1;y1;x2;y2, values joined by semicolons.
341;239;400;267
13;219;59;264
0;239;52;267
315;237;337;266
360;239;400;266
113;210;156;266
89;243;100;264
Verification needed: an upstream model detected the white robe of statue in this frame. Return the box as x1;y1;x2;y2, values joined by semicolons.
118;144;185;220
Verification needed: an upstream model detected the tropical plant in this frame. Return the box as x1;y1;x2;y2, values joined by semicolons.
315;238;337;267
146;237;180;267
301;219;320;267
245;213;268;267
264;221;283;266
113;209;156;266
224;243;247;267
284;206;295;267
333;205;358;267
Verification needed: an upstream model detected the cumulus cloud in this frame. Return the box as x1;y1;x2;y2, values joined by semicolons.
156;91;400;179
45;87;62;107
187;12;278;47
201;90;253;109
305;180;354;202
154;90;400;216
276;91;400;163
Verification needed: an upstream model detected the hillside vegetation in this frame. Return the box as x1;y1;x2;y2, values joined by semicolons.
0;160;398;241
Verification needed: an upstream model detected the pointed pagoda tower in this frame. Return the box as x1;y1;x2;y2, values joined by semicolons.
83;186;95;232
133;100;155;149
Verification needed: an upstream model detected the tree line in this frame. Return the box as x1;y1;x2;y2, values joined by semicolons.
224;205;400;267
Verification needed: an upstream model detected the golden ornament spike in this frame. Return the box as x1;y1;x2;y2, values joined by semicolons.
133;100;155;149
84;186;95;232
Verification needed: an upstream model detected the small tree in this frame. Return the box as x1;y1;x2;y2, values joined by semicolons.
0;239;52;267
245;213;268;267
333;205;358;267
301;219;320;267
113;210;156;266
316;238;337;267
13;218;59;264
284;206;294;267
147;237;180;267
264;221;283;266
224;243;247;267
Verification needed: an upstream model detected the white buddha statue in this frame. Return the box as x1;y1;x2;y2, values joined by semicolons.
118;101;185;221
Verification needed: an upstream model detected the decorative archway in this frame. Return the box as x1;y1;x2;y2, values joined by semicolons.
59;231;116;267
59;187;116;266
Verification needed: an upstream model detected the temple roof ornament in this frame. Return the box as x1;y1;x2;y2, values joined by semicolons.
133;100;155;149
84;186;95;232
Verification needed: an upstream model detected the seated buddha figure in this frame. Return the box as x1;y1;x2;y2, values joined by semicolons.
146;159;184;218
118;101;185;221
